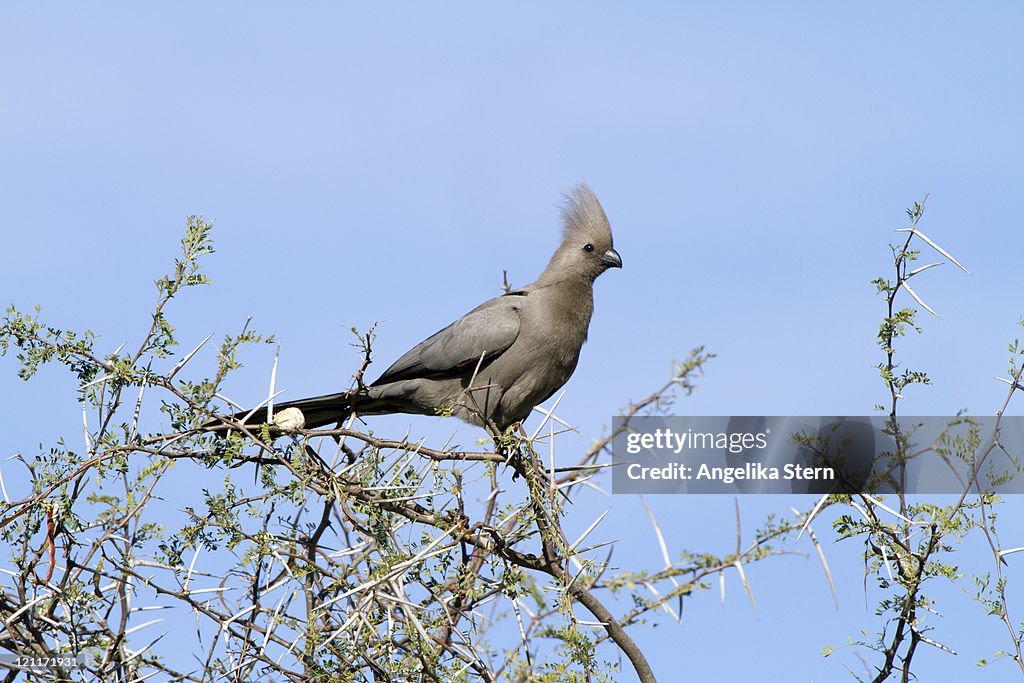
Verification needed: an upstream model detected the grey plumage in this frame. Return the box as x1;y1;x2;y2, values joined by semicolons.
220;183;621;434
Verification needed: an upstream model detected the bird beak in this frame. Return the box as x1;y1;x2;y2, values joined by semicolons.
601;248;622;269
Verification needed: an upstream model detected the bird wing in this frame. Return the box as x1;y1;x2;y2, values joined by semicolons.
372;294;524;384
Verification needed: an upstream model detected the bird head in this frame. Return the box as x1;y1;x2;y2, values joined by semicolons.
539;183;622;284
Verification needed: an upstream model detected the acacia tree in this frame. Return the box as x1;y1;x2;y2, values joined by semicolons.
0;205;1020;682
0;219;795;682
817;199;1024;680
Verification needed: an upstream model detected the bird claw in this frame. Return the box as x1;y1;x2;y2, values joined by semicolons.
502;442;529;481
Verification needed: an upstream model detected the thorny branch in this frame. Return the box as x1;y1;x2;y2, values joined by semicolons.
0;219;782;682
5;209;1018;683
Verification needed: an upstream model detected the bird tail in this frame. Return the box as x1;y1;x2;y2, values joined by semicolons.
264;391;356;430
202;391;353;433
204;389;407;433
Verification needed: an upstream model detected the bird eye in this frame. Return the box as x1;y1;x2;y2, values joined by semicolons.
583;243;595;253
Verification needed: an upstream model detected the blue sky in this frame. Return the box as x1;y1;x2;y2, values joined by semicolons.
3;3;1024;680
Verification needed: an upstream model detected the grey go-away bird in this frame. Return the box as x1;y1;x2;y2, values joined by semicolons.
215;183;621;435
